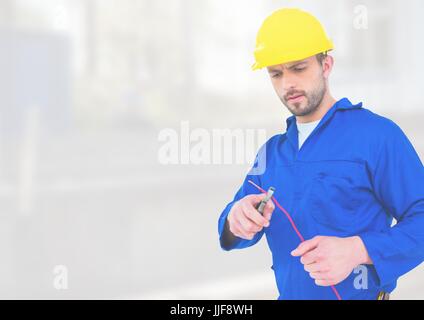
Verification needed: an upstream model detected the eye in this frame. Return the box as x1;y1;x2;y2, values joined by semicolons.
293;66;306;72
271;73;281;79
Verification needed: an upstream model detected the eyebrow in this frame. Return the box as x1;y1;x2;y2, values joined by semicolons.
268;68;281;74
287;61;307;69
268;61;308;73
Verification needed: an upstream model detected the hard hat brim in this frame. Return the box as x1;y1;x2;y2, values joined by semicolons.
251;47;333;71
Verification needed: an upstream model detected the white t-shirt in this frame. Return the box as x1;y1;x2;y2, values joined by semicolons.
296;119;321;150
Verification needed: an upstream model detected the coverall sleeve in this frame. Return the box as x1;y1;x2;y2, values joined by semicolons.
217;141;269;251
359;123;424;286
218;172;266;251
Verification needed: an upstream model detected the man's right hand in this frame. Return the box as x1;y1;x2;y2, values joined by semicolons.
226;194;275;240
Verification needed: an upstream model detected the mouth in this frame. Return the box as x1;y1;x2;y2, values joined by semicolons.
287;94;304;103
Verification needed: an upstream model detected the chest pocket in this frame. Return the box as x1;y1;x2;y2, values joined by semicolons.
306;161;367;233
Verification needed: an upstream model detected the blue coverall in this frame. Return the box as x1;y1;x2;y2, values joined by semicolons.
218;98;424;299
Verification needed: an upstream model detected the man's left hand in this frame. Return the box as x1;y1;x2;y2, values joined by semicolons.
291;235;372;286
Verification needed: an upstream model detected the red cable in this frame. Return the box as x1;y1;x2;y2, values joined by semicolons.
247;179;342;300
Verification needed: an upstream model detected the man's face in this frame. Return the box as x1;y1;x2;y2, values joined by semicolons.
267;55;329;117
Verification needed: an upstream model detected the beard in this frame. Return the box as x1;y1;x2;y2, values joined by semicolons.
281;76;326;117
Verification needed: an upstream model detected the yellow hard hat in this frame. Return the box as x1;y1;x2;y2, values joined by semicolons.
252;8;334;70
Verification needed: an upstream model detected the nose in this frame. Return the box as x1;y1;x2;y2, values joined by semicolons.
281;73;298;92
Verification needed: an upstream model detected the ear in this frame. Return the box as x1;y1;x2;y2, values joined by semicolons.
322;55;334;79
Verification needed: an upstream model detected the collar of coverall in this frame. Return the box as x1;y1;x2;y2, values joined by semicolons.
285;97;363;131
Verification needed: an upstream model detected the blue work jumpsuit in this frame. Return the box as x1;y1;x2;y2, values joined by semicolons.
218;98;424;299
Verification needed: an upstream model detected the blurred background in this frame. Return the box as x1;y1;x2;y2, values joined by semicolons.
0;0;423;299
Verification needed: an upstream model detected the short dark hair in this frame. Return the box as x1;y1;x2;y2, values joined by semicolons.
316;52;328;65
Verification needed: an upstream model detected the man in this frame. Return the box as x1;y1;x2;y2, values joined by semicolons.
217;8;424;300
